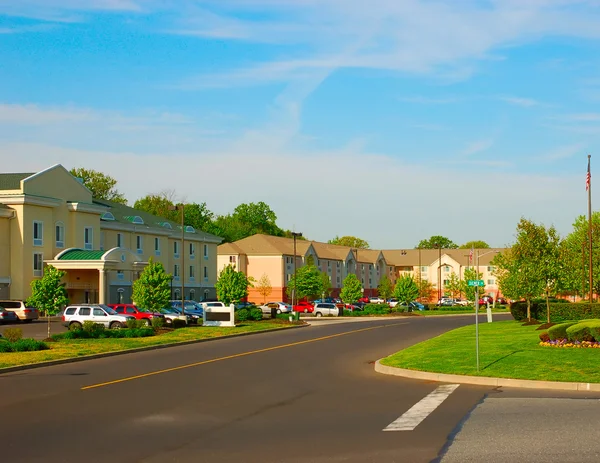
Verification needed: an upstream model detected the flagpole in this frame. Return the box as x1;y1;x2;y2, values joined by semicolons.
588;154;593;303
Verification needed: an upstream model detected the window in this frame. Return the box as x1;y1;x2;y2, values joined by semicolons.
444;266;450;272
327;261;331;268
203;244;208;259
100;231;105;251
117;270;124;280
443;279;450;285
154;237;161;256
488;279;496;285
487;266;496;272
361;264;365;272
204;266;208;280
117;233;123;248
190;289;195;300
189;242;195;259
33;221;43;246
337;261;340;267
421;266;427;272
173;264;180;280
55;222;65;248
229;256;236;263
33;253;43;277
337;276;340;283
174;241;179;258
316;259;320;266
93;308;105;316
79;307;90;316
369;278;372;285
189;265;195;280
83;227;93;250
136;235;143;254
287;274;291;282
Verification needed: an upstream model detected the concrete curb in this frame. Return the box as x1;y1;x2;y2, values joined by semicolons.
0;324;308;375
374;359;600;392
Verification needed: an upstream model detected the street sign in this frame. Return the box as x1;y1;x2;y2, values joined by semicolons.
468;280;485;287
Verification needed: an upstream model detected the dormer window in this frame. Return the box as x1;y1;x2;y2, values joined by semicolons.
124;215;144;224
185;225;195;233
101;212;115;221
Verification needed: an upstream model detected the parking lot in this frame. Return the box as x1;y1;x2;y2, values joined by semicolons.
0;318;67;340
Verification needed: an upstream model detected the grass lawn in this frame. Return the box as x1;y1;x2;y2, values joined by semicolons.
381;320;600;383
0;321;299;370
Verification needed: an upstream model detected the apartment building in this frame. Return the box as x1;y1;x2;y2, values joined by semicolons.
0;164;222;304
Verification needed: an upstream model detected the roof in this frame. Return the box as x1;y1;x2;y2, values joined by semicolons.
382;248;504;266
218;234;312;256
0;173;34;191
58;249;106;260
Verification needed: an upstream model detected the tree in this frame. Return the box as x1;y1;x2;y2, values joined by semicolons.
232;202;283;237
132;258;172;314
444;272;462;299
340;274;363;304
463;267;483;302
319;272;332;298
134;193;215;233
286;263;323;300
460;240;490;249
256;273;272;304
416;236;458;249
27;265;69;338
133;193;176;221
215;264;250;305
377;275;393;301
414;273;434;302
393;274;419;305
70;167;127;204
328;236;369;249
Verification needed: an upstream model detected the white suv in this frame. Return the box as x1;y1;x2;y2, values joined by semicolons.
62;304;133;330
313;303;339;317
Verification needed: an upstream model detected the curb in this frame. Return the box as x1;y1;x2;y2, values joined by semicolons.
0;324;308;375
374;359;600;392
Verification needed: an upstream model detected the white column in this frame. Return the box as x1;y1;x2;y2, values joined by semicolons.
99;269;106;304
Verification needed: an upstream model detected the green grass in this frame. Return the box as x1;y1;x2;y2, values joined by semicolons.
0;321;298;370
381;320;600;383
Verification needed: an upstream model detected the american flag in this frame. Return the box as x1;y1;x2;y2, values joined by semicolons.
469;248;473;262
586;157;591;191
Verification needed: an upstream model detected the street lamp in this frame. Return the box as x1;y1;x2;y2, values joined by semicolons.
291;232;302;308
436;243;442;302
169;203;186;322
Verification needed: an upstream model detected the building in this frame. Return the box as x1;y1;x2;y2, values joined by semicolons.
218;234;503;303
0;164;222;304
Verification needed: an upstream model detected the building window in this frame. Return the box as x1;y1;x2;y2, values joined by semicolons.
443;279;450;285
55;222;65;248
190;289;195;300
33;253;43;277
444;266;450;272
203;244;208;260
189;243;195;259
173;264;180;280
361;264;365;272
33;221;43;246
117;233;123;248
488;279;495;285
136;235;143;254
174;241;179;258
189;265;195;280
287;274;291;282
487;266;496;272
204;266;208;281
117;270;124;280
100;231;105;251
421;266;427;272
84;227;93;250
229;255;236;263
154;237;161;256
337;276;340;283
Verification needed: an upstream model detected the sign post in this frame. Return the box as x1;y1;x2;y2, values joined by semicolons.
468;279;484;372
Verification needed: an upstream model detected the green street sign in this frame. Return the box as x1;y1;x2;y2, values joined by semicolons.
468;280;485;287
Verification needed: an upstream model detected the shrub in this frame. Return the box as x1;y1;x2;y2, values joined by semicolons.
236;308;250;322
539;332;550;342
83;321;105;336
511;301;600;323
0;341;11;352
11;339;49;352
126;318;138;329
510;301;544;321
547;322;579;340
172;318;187;329
151;316;165;329
51;328;154;340
3;327;22;343
363;303;391;315
249;307;263;321
566;320;600;342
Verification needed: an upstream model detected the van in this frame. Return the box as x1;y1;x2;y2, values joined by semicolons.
0;300;39;323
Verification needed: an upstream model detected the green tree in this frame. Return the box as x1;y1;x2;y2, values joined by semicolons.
319;272;332;298
215;264;250;305
393;274;419;304
27;265;69;338
444;272;462;299
328;236;369;249
416;236;458;249
70;167;127;204
256;273;272;304
377;275;393;301
133;193;176;221
132;258;172;314
340;273;363;304
460;240;490;249
414;273;434;302
232;202;283;237
287;263;322;300
463;267;483;302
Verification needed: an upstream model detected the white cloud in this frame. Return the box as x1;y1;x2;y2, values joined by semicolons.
461;139;495;157
537;142;586;161
499;96;540;107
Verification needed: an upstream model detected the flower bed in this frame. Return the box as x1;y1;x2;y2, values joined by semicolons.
540;339;600;348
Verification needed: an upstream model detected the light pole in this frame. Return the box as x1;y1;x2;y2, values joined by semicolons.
169;203;186;322
436;243;442;302
291;232;302;308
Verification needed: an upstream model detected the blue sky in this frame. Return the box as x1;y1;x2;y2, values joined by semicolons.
1;0;600;249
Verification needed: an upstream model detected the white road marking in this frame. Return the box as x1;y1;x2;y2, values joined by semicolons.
383;384;460;431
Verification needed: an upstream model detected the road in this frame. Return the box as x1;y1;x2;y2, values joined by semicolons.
0;318;67;339
2;314;600;463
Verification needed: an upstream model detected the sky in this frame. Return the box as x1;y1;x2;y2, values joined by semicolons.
1;0;600;249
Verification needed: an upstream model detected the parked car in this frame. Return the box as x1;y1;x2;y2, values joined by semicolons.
62;304;133;329
313;302;339;317
259;302;293;315
158;307;191;325
107;303;165;325
399;301;426;311
478;296;494;305
437;298;457;306
387;298;399;308
170;300;205;316
0;300;39;323
358;297;370;304
369;296;385;304
454;299;469;306
293;301;314;313
0;307;19;324
169;306;202;324
235;301;256;310
496;297;508;305
198;301;226;311
344;303;362;312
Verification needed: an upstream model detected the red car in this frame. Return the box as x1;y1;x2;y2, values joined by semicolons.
293;301;314;313
358;297;369;304
107;304;165;325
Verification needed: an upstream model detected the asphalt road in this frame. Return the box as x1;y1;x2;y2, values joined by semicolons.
0;318;67;339
2;313;600;463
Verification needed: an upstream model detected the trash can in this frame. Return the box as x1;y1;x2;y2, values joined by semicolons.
271;307;277;319
294;311;300;321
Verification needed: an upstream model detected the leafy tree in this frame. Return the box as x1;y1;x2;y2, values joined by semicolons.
134;193;215;233
286;263;322;300
256;273;272;304
460;240;490;249
463;267;483;302
319;272;332;298
134;193;176;221
232;202;283;237
444;272;462;299
184;202;214;232
215;264;250;305
416;236;458;249
70;167;127;204
340;273;363;304
377;275;393;301
27;265;69;338
132;258;172;313
328;236;369;249
414;273;434;302
393;274;419;304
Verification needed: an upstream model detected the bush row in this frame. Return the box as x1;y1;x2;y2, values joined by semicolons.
0;338;48;352
236;308;263;322
53;327;155;340
511;301;600;322
543;319;600;342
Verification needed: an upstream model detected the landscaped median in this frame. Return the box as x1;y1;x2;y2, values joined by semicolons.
0;320;304;371
378;320;600;388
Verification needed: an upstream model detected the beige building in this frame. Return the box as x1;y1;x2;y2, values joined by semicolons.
218;234;503;303
0;164;222;304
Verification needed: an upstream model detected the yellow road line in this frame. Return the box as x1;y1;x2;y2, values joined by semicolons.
82;322;407;390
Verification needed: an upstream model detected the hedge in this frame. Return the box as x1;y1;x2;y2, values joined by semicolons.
511;301;600;323
547;322;579;341
566;320;600;342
